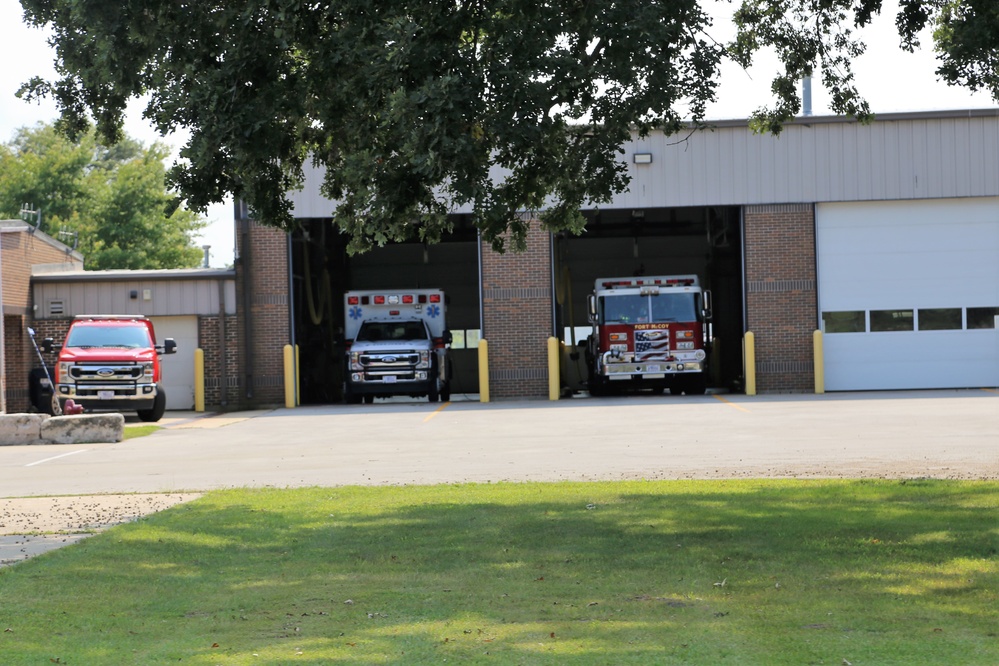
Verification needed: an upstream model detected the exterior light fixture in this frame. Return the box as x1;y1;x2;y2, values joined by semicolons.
633;153;653;164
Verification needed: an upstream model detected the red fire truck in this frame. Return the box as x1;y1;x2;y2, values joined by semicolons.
585;275;712;395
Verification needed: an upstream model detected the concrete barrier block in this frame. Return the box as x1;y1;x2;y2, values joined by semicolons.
0;414;48;446
40;413;125;445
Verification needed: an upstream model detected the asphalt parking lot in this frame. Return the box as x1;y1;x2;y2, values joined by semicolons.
2;388;997;564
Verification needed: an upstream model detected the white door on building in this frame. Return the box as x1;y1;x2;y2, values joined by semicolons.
816;198;999;391
149;315;198;410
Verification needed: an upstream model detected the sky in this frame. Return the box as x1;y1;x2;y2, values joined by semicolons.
1;0;996;270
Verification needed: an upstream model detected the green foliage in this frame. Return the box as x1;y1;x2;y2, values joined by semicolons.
732;0;999;133
15;1;999;252
0;123;206;269
0;481;996;664
17;0;725;253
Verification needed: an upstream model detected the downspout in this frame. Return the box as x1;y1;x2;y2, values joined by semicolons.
549;232;557;337
239;204;254;399
218;276;228;408
287;233;297;405
477;229;484;340
740;206;748;334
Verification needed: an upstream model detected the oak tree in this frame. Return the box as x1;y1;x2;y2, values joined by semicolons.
0;123;207;269
16;0;999;252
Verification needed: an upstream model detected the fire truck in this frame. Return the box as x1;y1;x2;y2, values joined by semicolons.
343;289;452;403
585;275;712;395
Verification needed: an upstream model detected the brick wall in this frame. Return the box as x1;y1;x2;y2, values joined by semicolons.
10;318;71;413
743;204;818;393
235;220;290;407
2;229;79;412
480;220;552;399
198;314;241;409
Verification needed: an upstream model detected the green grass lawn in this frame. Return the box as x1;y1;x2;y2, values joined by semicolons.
1;480;996;664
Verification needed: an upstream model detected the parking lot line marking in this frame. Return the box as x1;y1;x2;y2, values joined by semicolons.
713;394;750;412
25;449;88;467
423;402;451;422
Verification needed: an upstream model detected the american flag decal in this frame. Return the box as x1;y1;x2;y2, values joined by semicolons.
635;330;670;357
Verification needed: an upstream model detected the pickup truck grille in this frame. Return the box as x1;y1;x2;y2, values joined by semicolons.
70;363;144;381
359;352;421;368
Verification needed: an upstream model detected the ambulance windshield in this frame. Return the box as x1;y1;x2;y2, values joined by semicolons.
356;320;429;342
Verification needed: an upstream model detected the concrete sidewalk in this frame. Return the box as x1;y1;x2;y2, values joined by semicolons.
0;493;200;567
3;389;997;566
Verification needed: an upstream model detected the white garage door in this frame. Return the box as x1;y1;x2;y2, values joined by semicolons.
817;198;999;391
150;316;198;410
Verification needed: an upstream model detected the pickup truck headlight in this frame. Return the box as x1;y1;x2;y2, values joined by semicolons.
57;362;71;384
142;362;154;378
349;352;362;371
417;351;430;369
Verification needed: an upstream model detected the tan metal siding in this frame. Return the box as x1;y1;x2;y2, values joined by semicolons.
287;111;999;215
33;279;236;319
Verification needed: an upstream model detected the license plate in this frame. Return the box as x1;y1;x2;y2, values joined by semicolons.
645;365;661;372
382;376;397;383
98;390;114;400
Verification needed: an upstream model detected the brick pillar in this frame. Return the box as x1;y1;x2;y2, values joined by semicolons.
744;204;818;393
480;220;553;399
235;220;290;407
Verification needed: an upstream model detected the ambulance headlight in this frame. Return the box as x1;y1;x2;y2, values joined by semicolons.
694;349;706;361
349;352;362;370
417;351;430;369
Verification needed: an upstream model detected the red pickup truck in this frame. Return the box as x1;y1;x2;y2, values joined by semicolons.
42;315;176;422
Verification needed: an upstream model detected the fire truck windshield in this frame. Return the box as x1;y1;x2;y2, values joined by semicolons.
601;293;698;324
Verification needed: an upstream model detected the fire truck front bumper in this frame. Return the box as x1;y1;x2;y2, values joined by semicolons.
600;352;705;379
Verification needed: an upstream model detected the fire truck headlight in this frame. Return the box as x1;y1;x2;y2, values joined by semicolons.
676;341;695;350
694;349;707;361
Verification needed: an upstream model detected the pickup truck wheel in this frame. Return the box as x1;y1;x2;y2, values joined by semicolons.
428;381;440;402
137;387;167;422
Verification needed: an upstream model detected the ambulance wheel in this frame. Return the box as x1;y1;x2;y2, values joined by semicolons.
441;382;451;402
137;387;167;422
344;384;362;404
669;386;684;396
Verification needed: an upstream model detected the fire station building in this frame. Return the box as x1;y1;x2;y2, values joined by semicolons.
15;109;995;411
230;108;998;406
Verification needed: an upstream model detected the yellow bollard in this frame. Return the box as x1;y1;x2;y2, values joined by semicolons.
744;331;756;396
283;344;295;408
547;336;560;400
478;339;490;403
194;348;205;412
813;329;825;394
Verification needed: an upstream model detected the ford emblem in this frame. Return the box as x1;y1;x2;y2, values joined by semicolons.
97;368;115;377
382;356;397;363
